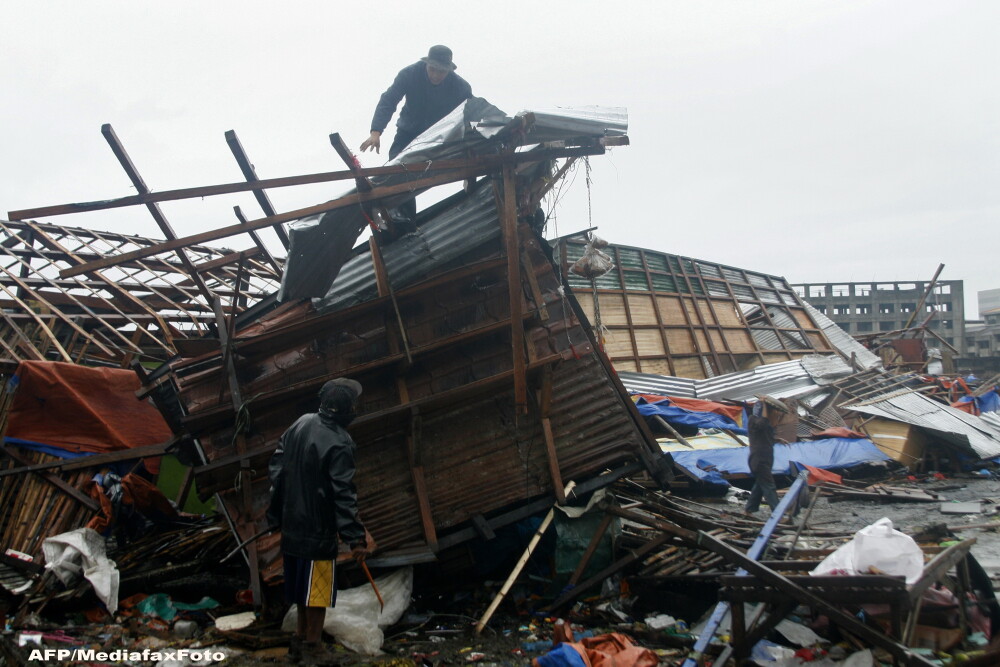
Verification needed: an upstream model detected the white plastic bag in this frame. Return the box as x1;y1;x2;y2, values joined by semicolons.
282;566;412;655
811;517;924;584
42;527;119;613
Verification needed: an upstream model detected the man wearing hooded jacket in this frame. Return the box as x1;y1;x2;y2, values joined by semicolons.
268;378;369;665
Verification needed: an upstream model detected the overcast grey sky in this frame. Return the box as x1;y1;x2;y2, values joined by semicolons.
3;1;997;315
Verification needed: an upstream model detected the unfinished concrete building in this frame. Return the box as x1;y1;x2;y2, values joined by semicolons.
791;279;966;353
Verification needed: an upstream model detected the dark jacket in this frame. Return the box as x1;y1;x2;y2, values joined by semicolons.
266;412;366;560
370;61;472;141
747;414;776;477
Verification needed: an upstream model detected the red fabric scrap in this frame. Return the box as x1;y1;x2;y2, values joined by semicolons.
802;464;842;486
634;394;744;424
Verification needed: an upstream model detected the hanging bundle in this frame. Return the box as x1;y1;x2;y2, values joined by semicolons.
570;235;614;280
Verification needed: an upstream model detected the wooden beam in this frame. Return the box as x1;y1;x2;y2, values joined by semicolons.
224;130;290;249
0;445;100;512
0;440;177;479
405;410;437;550
540;418;565;503
903;263;945;330
12;143;609;222
100;124;216;306
232;207;281;274
502;165;527;413
211;296;262;608
58;145;606;279
328;133;411;364
611;505;937;667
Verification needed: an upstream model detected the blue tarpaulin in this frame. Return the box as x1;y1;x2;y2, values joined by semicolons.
636;398;746;434
958;390;1000;414
667;438;891;486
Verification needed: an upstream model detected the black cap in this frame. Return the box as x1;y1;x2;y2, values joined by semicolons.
318;378;362;405
420;45;457;71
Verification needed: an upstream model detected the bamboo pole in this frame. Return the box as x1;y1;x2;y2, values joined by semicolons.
475;481;576;634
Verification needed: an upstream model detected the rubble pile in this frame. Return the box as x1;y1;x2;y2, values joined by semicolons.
1;102;1000;665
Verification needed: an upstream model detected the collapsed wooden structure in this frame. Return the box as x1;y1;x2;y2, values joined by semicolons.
4;102;671;605
3;102;1000;665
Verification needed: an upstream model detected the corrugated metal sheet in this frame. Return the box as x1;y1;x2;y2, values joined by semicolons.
800;354;854;384
618;357;845;402
617;371;698;398
698;360;818;401
168;192;660;578
851;392;1000;459
802;301;882;370
314;185;499;313
279;100;628;301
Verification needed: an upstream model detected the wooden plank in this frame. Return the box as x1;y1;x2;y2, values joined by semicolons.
224;129;290;249
520;251;549;321
101;124;215;306
406;410;437;550
568;512;614;586
58;146;607;279
540;418;565;503
0;439;176;478
502;165;527;413
0;445;99;512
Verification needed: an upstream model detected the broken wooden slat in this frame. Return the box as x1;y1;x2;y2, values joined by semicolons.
224;129;290;249
101;124;215;306
58;145;607;279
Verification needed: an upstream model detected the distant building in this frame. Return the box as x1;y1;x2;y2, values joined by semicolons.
964;308;1000;359
789;280;966;354
978;288;1000;318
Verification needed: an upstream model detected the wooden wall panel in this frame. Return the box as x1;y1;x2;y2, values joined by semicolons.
656;296;687;326
603;330;635;358
596;294;629;326
634;330;666;356
626;294;658;325
792;309;818;329
640;359;674;376
724;329;756;353
665;329;696;354
714;302;744;327
670;356;707;379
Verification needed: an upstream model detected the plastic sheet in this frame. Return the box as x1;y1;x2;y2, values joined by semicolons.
666;438;890;485
42;527;120;613
570;236;614;280
810;517;924;584
281;566;412;655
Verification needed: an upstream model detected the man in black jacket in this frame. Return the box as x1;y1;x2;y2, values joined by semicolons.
745;403;780;515
360;45;473;159
268;378;369;664
359;45;473;230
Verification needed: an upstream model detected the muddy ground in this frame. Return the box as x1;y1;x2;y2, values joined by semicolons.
204;476;1000;666
803;475;1000;584
10;476;1000;666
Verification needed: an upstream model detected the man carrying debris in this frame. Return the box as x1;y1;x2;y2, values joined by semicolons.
359;45;473;229
360;45;472;159
267;378;370;665
745;402;780;515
